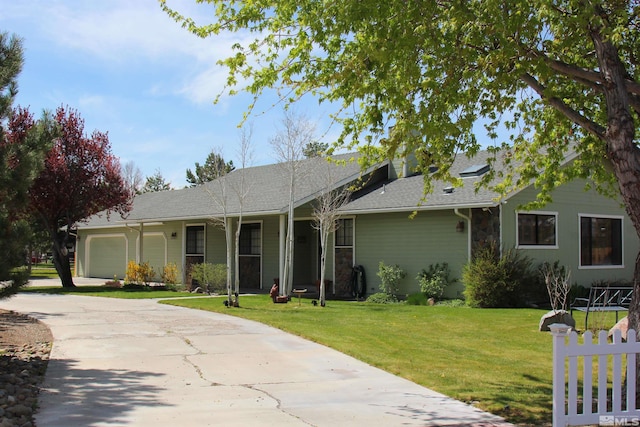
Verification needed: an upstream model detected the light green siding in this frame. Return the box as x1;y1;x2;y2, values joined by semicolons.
141;234;166;280
502;179;639;286
354;210;469;297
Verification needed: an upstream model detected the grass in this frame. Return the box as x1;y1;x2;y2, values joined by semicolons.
28;263;59;279
22;285;194;299
160;295;623;426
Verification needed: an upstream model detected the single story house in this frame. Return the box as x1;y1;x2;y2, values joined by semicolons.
75;150;640;298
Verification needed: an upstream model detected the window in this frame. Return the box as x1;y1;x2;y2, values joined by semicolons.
517;212;557;247
580;215;623;267
335;218;353;247
240;223;261;255
186;225;205;255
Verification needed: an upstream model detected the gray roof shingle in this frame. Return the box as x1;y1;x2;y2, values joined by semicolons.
342;150;503;213
79;149;537;228
79;152;365;228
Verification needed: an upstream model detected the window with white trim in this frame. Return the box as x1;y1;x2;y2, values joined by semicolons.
335;218;353;247
580;215;623;267
186;225;205;255
517;212;557;247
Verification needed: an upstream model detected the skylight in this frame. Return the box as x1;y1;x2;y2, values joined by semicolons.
459;164;490;177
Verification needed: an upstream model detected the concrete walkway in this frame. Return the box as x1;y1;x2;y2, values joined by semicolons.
1;289;513;426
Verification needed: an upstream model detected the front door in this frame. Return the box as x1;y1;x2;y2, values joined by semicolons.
239;222;262;289
334;218;354;297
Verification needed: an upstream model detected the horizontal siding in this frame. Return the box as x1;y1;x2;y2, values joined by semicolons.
504;179;639;286
355;210;468;297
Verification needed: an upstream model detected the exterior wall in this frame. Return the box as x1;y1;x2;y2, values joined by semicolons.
502;179;640;287
77;215;292;290
354;210;470;298
77;223;183;280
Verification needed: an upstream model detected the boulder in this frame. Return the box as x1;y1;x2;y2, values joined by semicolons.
609;316;628;341
539;310;576;332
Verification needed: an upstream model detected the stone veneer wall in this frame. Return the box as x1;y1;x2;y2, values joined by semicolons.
471;208;500;257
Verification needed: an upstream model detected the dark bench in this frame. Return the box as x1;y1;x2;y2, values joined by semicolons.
570;286;633;330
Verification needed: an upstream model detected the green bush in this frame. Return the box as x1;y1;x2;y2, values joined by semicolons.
463;245;537;308
366;292;400;304
190;263;227;294
376;261;406;297
416;262;455;300
406;292;429;305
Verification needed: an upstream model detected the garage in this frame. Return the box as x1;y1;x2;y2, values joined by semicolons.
87;234;128;279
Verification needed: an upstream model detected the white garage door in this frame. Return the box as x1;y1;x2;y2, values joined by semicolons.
88;235;127;279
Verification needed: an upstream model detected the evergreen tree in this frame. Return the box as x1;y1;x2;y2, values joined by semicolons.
0;32;51;297
143;169;172;192
186;150;234;186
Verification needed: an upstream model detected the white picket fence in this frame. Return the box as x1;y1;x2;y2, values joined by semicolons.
550;323;640;426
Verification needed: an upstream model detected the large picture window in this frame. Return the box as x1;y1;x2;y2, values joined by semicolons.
517;212;557;247
580;215;623;267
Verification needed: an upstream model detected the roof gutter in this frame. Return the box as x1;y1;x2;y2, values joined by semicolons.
340;202;496;216
454;208;472;262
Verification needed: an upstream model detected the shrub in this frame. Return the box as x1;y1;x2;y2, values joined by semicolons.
416;262;455;300
376;261;406;297
406;292;429;305
462;245;537;308
190;263;227;294
125;261;155;285
104;275;122;288
366;292;400;304
540;261;571;312
137;262;155;285
162;262;179;285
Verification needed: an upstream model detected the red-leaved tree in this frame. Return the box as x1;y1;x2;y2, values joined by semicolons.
29;106;132;287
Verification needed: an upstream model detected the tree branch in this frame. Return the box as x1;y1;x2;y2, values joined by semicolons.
520;72;606;139
539;55;640;96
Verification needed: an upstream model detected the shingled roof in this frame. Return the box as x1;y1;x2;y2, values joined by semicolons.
341;149;503;214
78;147;554;229
79;152;367;228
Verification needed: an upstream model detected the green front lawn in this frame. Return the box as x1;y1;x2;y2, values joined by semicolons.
161;295;620;426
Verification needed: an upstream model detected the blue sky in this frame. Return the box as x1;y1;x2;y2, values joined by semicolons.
1;0;340;188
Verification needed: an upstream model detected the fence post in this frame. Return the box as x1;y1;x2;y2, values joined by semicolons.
550;323;572;427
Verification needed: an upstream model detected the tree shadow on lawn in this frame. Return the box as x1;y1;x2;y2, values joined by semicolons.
37;358;172;426
479;373;552;426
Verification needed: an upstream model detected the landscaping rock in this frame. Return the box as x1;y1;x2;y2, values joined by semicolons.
609;316;628;341
539;310;576;332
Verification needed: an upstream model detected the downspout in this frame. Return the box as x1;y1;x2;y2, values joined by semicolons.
454;208;472;262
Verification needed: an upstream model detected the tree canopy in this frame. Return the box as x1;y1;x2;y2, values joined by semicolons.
186;150;234;187
0;32;50;297
303;141;329;158
29;106;132;287
143;169;172;192
162;1;638;200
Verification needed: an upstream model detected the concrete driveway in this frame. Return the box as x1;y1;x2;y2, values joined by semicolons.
1;289;512;426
